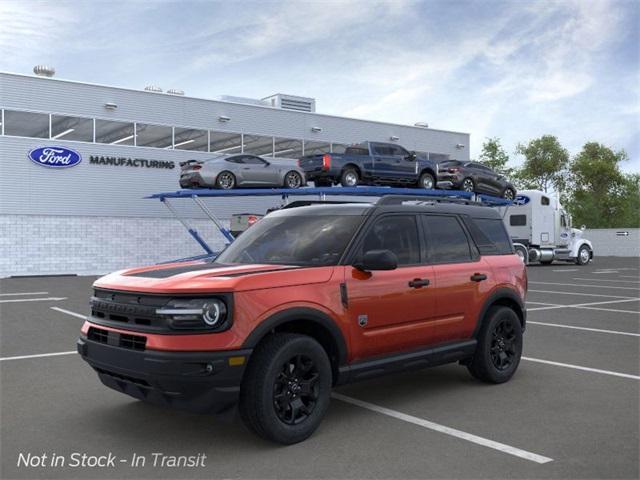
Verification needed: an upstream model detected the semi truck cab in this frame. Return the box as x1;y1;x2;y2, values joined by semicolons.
500;190;593;265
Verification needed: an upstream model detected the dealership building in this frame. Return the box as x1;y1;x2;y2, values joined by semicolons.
0;69;470;277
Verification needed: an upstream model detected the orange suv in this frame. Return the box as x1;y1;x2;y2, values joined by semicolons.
78;196;527;444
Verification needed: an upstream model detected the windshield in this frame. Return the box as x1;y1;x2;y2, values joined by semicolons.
216;214;364;266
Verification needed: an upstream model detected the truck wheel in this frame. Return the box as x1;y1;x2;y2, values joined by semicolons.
239;333;332;444
576;245;591;265
462;177;475;192
467;306;522;384
216;171;236;189
514;244;528;264
340;168;359;187
418;172;435;190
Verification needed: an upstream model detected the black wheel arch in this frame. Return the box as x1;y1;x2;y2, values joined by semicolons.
472;288;526;338
242;307;348;383
419;168;436;179
342;164;361;177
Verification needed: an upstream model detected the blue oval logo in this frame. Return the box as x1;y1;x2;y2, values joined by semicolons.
513;195;530;206
28;146;82;168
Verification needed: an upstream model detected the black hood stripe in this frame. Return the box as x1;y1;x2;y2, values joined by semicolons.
124;263;300;279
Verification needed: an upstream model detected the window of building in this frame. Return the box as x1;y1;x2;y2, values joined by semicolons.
51;114;93;142
510;215;527;226
422;215;472;263
4;110;49;138
95;119;135;145
243;134;274;156
428;153;450;163
303;141;331;156
360;215;420;266
135;123;173;148
210;131;243;154
273;137;303;159
173;127;208;151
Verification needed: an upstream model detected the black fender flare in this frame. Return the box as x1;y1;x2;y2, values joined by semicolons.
242;307;348;366
472;288;526;337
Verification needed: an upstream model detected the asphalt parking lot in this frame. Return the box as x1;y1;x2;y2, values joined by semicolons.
1;257;638;479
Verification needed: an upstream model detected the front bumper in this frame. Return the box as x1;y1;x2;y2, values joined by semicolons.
436;174;462;189
77;336;251;413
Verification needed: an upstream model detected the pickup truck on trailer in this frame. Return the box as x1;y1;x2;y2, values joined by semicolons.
298;141;441;189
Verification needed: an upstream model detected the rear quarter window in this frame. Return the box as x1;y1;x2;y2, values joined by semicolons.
466;218;513;255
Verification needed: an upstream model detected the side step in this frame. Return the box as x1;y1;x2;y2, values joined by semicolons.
336;339;477;385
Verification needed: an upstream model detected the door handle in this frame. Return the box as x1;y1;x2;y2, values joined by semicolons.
470;273;487;282
408;278;430;288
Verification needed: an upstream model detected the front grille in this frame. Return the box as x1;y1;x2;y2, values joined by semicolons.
88;326;146;351
94;367;150;387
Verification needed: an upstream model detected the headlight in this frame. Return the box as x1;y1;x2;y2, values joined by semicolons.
156;298;228;331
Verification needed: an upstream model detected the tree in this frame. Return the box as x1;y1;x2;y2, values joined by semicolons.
479;137;511;174
515;135;569;193
565;142;638;228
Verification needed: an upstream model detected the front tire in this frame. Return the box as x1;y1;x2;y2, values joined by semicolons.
503;187;516;200
239;333;332;444
216;171;236;189
467;306;522;384
576;245;591;265
418;172;435;190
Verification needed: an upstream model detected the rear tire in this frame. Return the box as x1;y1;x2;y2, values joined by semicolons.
461;177;475;192
467;306;522;384
503;188;516;200
216;171;236;189
239;333;332;444
340;168;359;187
418;172;435;190
284;171;303;189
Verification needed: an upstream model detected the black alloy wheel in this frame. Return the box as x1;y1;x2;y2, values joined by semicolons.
284;171;303;189
503;188;516;200
462;178;475;192
273;354;320;425
489;318;517;371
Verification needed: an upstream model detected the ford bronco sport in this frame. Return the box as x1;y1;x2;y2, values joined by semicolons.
78;196;526;444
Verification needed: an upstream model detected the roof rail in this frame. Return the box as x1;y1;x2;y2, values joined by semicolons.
377;194;488;207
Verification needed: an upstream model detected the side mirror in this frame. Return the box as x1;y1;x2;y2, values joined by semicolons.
407;151;417;161
354;249;398;272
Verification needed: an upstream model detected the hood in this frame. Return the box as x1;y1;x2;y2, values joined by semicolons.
93;261;335;294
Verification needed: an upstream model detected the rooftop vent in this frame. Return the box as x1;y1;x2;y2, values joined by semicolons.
167;89;184;95
414;122;429;128
33;65;55;77
144;85;163;93
262;94;316;113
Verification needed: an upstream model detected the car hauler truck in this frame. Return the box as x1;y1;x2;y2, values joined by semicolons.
500;190;593;265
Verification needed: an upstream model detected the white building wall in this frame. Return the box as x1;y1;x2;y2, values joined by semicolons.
584;229;640;257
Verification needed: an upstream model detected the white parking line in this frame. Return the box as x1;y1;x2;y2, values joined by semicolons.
620;275;640;279
527;297;640;312
0;291;49;296
593;271;619;274
528;289;637;299
572;278;640;284
50;307;87;320
0;297;68;304
522;357;640;380
0;351;76;362
527;321;640;337
332;393;553;464
551;269;579;272
574;306;640;315
529;281;639;291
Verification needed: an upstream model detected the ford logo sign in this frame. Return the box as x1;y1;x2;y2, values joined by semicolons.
28;146;82;168
513;195;530;206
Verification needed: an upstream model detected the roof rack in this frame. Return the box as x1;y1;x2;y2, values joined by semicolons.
146;186;511;258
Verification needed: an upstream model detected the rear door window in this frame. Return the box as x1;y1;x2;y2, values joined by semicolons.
470;218;513;254
422;215;473;263
359;215;420;265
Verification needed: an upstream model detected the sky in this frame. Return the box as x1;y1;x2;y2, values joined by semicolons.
1;0;638;172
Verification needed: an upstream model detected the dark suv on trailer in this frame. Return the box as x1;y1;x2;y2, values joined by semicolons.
437;160;517;199
78;196;526;444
